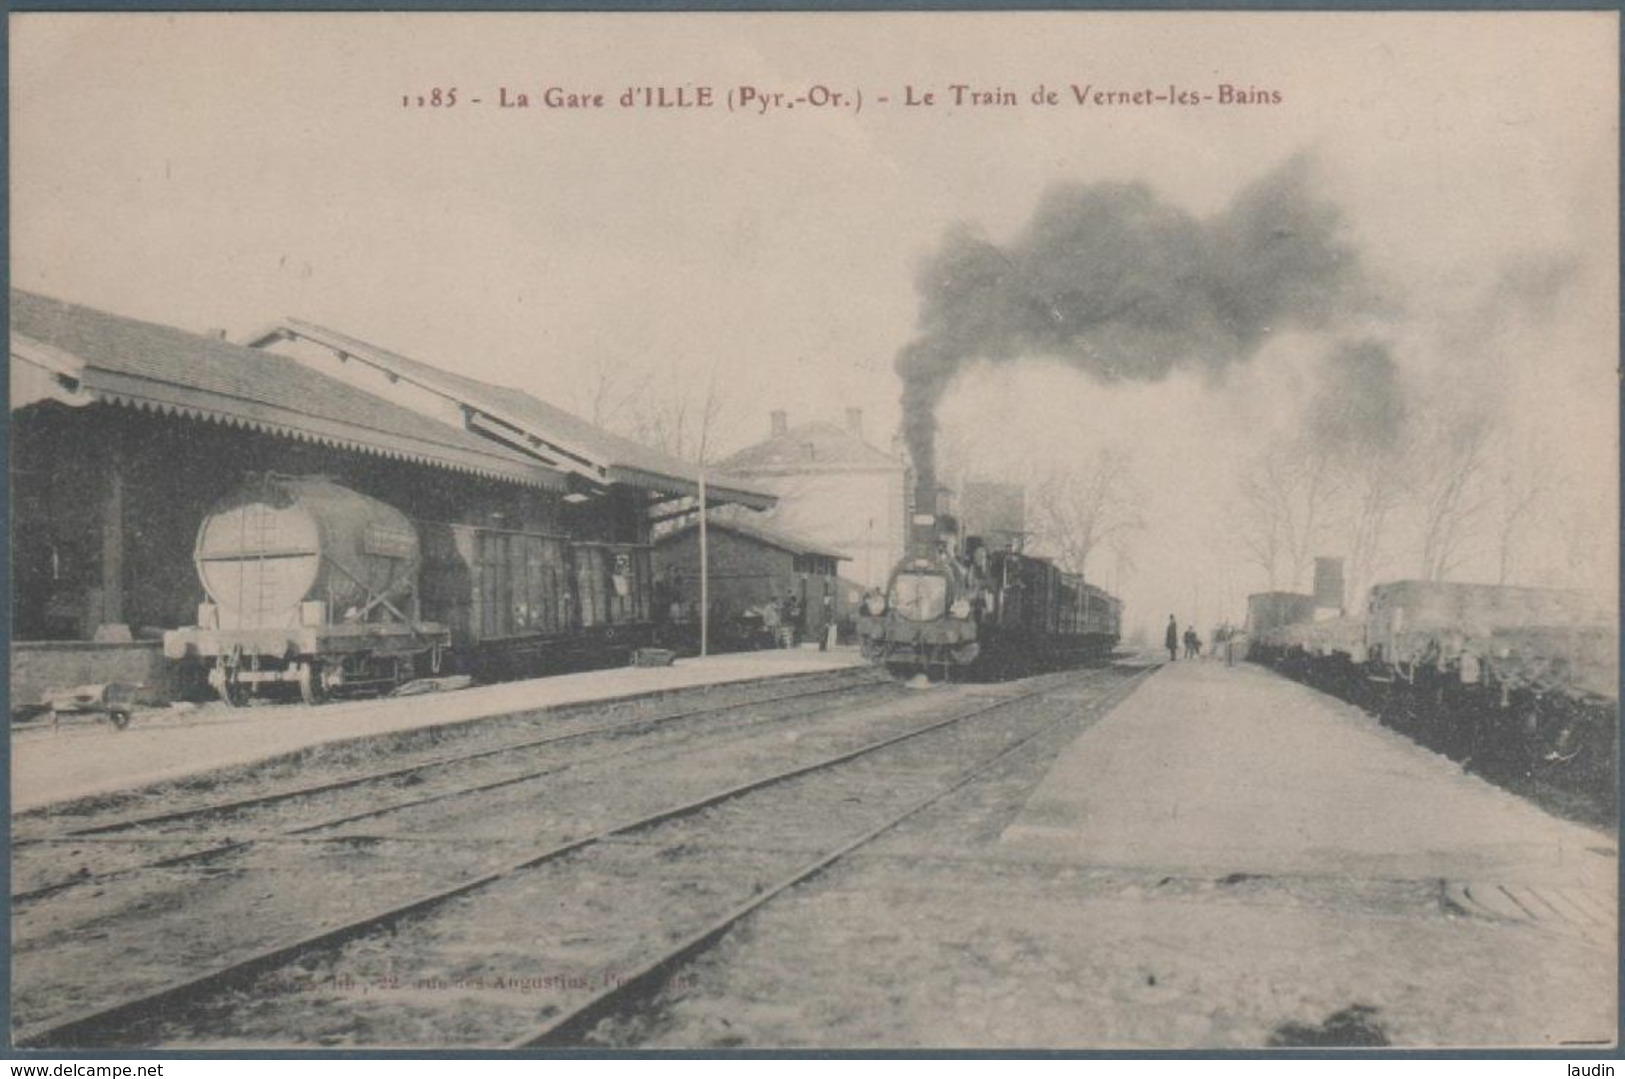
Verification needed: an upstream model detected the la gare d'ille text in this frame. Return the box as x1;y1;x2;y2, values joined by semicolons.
399;81;1284;111
399;86;717;109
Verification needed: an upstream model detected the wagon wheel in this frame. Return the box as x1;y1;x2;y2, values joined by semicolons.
1517;694;1589;771
295;661;326;707
215;672;251;709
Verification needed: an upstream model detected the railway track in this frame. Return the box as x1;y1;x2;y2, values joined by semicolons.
16;662;1149;1048
11;671;894;904
11;666;1017;1041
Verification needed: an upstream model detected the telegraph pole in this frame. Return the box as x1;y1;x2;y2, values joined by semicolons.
698;468;709;658
695;366;720;660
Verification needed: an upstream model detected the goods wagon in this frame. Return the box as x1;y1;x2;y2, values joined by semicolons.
1246;578;1617;783
165;475;653;703
1243;592;1318;658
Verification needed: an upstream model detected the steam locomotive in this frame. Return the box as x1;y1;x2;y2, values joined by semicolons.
163;475;653;704
855;511;1122;677
1246;579;1618;781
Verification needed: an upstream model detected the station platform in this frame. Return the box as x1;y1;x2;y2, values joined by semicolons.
989;658;1617;1047
1003;658;1615;889
9;647;865;813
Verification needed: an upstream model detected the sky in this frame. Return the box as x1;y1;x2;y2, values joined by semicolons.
11;12;1619;637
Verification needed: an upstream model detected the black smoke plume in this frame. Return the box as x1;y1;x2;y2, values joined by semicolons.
1306;338;1406;460
897;155;1364;482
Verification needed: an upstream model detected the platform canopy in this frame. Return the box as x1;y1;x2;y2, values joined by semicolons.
246;319;778;516
11;291;565;491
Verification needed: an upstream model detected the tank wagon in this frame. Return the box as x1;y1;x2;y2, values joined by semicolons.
165;475;653;704
855;532;1122;677
1246;578;1617;778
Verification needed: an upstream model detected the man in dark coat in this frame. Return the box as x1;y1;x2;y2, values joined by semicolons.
1165;615;1179;662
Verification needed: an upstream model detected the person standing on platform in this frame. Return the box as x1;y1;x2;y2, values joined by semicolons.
786;593;803;647
1165;615;1179;662
761;597;782;650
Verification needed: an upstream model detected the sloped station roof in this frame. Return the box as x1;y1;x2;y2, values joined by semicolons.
10;290;564;489
250;319;776;510
657;514;850;562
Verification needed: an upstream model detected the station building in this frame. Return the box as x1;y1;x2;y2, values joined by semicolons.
8;292;780;708
9;290;565;706
716;409;908;591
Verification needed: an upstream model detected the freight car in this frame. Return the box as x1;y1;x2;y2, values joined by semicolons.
1246;579;1617;776
164;475;653;704
855;534;1122;677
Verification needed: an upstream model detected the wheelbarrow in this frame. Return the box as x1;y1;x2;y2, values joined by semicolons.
39;683;140;730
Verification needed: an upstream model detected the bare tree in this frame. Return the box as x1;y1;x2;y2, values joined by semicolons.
640;365;734;542
576;354;643;430
1414;415;1490;582
1552;494;1616;594
1026;449;1146;578
1284;447;1337;592
1236;441;1338;592
1492;435;1562;585
1237;452;1287;589
616;365;736;465
1340;453;1406;602
1104;533;1138;597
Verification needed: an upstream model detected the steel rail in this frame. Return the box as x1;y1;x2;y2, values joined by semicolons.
12;674;893;905
509;665;1153;1048
45;671;882;836
15;665;1119;1049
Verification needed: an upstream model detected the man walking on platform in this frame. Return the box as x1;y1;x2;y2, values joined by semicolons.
1165;614;1179;662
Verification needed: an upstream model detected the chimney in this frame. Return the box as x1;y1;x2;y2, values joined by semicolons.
770;410;788;437
845;407;864;441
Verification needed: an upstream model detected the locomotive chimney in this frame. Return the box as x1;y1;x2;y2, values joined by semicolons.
909;469;939;556
770;410;788;437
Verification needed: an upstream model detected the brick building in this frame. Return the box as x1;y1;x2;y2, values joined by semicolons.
652;516;849;648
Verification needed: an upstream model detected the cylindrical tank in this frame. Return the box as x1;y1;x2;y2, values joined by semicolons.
195;476;421;630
